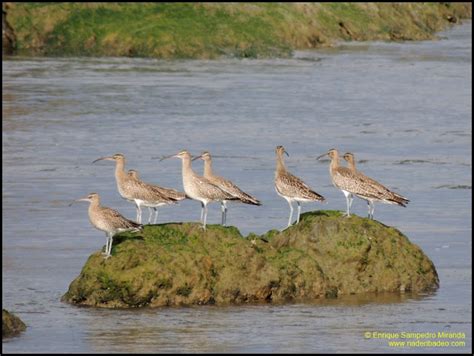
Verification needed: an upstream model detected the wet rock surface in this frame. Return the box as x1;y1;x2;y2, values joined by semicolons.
2;309;26;338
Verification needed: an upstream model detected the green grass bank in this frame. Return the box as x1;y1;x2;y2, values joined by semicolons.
62;210;439;308
5;2;472;59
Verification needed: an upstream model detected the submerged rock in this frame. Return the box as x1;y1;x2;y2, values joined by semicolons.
2;309;26;338
62;211;439;308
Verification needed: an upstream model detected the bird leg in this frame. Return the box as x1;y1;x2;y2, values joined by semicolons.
221;202;225;225
200;202;205;223
221;201;228;226
147;207;153;224
296;201;301;224
135;202;142;224
369;201;375;220
102;235;109;255
342;191;352;217
367;201;375;219
287;200;294;228
223;200;228;226
202;203;208;230
104;233;113;258
153;208;158;224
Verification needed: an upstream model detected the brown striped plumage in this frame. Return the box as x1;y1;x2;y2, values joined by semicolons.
275;146;325;228
194;151;261;226
318;148;409;219
127;169;186;224
129;170;186;202
93;153;178;224
71;192;142;258
343;152;409;205
165;150;237;229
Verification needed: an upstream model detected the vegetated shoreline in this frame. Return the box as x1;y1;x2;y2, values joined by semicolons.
4;3;472;59
62;210;439;309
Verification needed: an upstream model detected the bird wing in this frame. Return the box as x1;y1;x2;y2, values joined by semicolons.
276;171;325;201
100;206;141;230
150;185;186;201
333;167;407;203
209;175;261;205
129;178;177;204
191;174;237;200
357;173;409;203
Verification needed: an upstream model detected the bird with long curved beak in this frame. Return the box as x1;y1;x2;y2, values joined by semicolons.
126;168;186;224
191;151;261;226
93;153;177;224
318;149;409;219
275;145;325;229
92;153;137;213
317;148;355;217
69;192;142;258
161;150;235;229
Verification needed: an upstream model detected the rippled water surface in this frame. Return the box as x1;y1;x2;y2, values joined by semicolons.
2;22;471;353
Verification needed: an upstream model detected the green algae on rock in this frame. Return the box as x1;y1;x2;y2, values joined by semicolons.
2;309;26;338
62;210;439;308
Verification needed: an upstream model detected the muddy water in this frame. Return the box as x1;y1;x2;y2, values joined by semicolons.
2;22;471;352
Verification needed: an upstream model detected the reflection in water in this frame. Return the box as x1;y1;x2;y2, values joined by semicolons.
2;22;471;353
301;291;434;306
84;292;437;353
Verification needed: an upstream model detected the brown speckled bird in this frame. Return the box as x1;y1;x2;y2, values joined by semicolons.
342;152;409;218
318;149;409;219
161;150;237;229
93;153;179;224
192;151;261;226
127;169;186;224
274;146;325;228
70;192;142;258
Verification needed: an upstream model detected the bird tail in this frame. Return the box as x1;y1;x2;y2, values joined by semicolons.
239;192;262;206
309;189;325;202
129;221;143;232
384;194;409;207
393;193;409;204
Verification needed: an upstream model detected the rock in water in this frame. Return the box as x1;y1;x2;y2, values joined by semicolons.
62;210;439;308
2;4;16;55
2;309;26;338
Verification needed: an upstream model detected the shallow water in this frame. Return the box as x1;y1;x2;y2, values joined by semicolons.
2;22;471;353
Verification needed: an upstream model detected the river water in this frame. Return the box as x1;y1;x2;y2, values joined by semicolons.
2;22;471;353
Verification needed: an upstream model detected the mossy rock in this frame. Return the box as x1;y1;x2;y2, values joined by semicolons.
62;210;439;308
2;309;26;338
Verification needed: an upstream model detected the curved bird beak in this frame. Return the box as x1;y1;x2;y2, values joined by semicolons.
284;150;289;157
92;156;114;164
317;152;328;160
191;154;203;161
159;154;177;161
69;197;90;206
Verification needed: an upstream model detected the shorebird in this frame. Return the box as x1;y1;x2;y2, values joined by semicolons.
274;146;325;228
127;169;186;224
69;192;142;258
343;152;357;171
342;152;409;218
93;153;179;224
317;149;409;219
192;151;261;226
161;150;237;229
